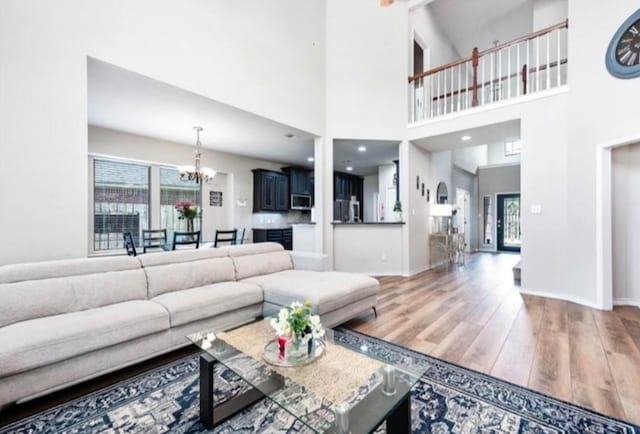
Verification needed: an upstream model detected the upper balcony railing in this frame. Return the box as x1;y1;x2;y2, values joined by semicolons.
409;20;568;123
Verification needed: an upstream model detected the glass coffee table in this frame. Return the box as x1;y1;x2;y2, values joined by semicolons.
187;320;426;433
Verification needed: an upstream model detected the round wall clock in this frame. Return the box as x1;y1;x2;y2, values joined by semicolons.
606;8;640;79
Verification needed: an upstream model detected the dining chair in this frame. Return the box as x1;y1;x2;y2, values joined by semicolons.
214;229;237;247
172;231;201;250
142;229;167;253
123;232;137;257
235;228;246;245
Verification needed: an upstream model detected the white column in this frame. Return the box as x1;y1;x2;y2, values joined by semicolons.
314;136;328;256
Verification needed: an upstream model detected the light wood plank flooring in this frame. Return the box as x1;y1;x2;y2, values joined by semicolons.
343;253;640;424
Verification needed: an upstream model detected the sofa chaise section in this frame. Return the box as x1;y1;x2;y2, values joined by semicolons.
224;243;379;328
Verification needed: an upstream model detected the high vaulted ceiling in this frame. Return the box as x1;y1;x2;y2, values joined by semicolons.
428;0;533;58
88;58;316;167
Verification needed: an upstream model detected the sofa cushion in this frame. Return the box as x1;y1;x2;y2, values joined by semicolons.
151;282;263;327
0;256;140;284
0;269;148;328
137;248;228;268
243;270;378;315
143;257;236;298
232;252;294;280
220;242;284;257
0;300;169;377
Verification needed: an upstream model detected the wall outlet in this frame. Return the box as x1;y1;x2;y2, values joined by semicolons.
530;205;542;215
381;253;387;262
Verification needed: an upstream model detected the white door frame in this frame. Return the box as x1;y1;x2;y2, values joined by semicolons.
456;188;471;252
595;133;640;310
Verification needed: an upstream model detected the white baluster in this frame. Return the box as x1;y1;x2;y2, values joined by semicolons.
457;64;461;112
422;77;427;120
450;66;454;113
410;79;415;122
507;45;512;99
430;73;434;118
437;70;441;117
498;49;502;101
526;39;530;94
546;32;551;90
556;29;561;87
443;69;447;115
517;42;521;97
465;61;469;109
481;55;485;105
536;35;540;92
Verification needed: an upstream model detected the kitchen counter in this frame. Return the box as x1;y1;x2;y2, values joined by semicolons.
333;223;404;275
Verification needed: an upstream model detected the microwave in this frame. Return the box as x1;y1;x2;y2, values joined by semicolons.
291;194;312;210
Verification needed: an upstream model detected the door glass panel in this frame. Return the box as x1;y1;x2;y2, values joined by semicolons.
502;197;521;248
483;195;493;246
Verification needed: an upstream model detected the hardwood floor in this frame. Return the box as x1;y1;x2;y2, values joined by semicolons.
343;252;640;424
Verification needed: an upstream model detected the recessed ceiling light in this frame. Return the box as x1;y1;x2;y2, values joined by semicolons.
461;135;472;141
346;166;353;172
357;145;367;152
284;133;297;139
307;156;314;162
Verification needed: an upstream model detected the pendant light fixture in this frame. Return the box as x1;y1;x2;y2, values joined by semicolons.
178;126;216;184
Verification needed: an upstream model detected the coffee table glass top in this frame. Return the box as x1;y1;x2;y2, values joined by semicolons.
187;320;427;433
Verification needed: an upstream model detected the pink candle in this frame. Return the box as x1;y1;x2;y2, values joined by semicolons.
278;336;287;360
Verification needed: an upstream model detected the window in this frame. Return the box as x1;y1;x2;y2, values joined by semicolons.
93;159;150;251
160;167;201;240
505;140;522;156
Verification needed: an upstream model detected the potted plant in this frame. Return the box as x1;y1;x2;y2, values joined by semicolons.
270;300;325;359
393;201;403;222
174;201;199;232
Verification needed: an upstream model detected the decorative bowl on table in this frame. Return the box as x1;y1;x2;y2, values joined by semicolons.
263;338;325;367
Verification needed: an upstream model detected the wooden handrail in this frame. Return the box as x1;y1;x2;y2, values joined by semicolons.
408;19;568;83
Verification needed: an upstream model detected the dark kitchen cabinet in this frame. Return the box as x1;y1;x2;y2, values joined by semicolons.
333;172;364;221
283;166;314;198
252;169;289;212
334;172;363;202
253;228;292;250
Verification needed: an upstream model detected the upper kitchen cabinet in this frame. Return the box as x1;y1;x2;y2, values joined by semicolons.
334;172;362;201
283;166;314;196
252;169;289;212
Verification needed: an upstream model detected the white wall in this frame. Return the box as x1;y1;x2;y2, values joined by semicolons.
410;4;460;68
0;0;325;265
363;174;379;222
326;0;409;140
453;145;488;174
566;0;640;307
408;142;433;273
533;0;568;30
88;126;285;244
612;143;640;305
409;90;571;303
487;142;522;165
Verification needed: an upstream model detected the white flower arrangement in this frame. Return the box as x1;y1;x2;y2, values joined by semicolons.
269;300;325;341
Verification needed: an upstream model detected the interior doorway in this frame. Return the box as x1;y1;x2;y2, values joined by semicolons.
497;193;521;252
456;188;471;253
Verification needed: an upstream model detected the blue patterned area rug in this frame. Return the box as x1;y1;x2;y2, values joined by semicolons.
1;329;638;434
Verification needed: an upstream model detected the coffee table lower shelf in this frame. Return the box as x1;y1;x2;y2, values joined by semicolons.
198;352;412;433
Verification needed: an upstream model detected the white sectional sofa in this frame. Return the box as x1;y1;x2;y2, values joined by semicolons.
0;243;378;408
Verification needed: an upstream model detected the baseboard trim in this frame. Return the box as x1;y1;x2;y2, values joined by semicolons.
409;264;432;276
519;287;603;310
613;298;640;308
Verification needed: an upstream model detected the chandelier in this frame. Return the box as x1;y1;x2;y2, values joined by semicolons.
178;126;216;184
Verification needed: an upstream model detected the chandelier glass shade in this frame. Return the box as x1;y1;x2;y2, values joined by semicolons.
178;126;216;184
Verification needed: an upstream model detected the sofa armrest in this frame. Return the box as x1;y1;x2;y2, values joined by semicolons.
289;251;329;272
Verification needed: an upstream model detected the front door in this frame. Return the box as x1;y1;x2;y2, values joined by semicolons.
497;194;521;252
